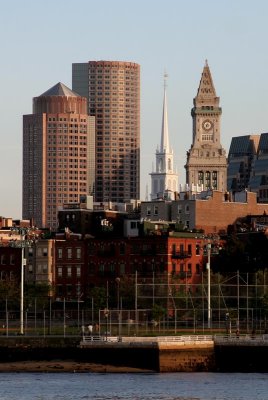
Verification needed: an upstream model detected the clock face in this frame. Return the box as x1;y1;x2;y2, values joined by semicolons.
202;120;213;131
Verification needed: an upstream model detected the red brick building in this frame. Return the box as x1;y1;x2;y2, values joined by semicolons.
53;232;211;301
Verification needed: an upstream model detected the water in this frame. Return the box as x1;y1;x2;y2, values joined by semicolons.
0;372;267;400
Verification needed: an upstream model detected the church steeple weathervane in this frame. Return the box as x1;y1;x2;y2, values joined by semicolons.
150;73;179;200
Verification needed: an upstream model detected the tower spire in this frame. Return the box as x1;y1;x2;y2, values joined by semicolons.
195;60;218;107
160;72;170;153
150;72;179;200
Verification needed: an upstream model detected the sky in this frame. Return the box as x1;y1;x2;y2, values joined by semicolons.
1;0;268;219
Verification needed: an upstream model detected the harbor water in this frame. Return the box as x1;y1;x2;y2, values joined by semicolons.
0;372;268;400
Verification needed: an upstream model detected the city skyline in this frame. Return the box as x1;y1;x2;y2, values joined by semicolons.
2;0;268;218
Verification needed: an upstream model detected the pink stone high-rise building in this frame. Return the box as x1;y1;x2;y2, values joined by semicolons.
23;83;95;229
72;61;140;203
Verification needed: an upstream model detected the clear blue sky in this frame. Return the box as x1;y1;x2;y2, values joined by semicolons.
1;0;268;218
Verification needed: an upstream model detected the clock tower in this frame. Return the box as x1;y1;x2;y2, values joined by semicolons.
185;61;227;192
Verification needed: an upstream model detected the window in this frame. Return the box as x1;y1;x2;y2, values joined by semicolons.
58;267;62;277
67;248;72;259
187;244;192;255
1;254;7;265
130;221;137;229
196;244;200;255
99;264;105;275
154;206;158;216
43;248;48;257
120;263;125;274
76;248;81;259
56;285;63;297
185;204;190;214
66;284;72;296
146;207;151;216
119;243;125;255
196;263;200;274
67;267;72;277
172;263;176;274
58;248;63;259
76;266;81;277
1;271;6;280
76;284;81;296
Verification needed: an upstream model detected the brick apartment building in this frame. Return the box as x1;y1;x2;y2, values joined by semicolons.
141;190;268;234
52;230;211;301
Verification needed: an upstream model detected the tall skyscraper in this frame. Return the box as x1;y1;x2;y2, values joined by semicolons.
185;61;227;191
23;82;95;229
150;74;179;200
72;60;140;203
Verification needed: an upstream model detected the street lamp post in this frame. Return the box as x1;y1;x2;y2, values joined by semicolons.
207;243;212;329
104;308;109;341
115;277;121;340
10;227;37;335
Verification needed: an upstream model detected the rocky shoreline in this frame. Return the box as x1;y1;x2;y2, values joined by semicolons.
0;361;154;373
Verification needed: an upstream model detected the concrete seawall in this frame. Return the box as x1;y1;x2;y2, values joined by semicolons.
0;336;267;372
0;337;215;372
158;343;215;372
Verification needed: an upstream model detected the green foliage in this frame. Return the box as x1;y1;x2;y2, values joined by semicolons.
151;303;166;321
24;283;52;309
212;232;268;274
87;286;107;311
0;280;19;308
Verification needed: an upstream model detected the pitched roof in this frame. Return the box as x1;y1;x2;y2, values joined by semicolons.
39;82;80;97
196;60;217;101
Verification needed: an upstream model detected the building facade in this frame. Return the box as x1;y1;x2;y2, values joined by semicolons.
248;132;268;201
227;135;260;192
72;60;140;203
185;61;227;192
23;82;95;229
52;234;207;301
227;132;268;202
150;75;179;200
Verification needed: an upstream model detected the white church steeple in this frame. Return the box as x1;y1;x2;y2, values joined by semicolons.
150;74;179;200
160;73;170;153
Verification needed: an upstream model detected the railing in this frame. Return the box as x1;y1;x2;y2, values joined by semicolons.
214;334;268;345
81;335;213;344
171;251;191;259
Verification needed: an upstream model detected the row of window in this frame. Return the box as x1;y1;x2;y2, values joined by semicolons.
57;265;81;278
58;248;82;259
0;255;16;265
171;263;200;275
48;118;87;123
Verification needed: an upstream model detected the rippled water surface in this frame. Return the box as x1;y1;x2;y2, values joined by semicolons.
0;372;267;400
